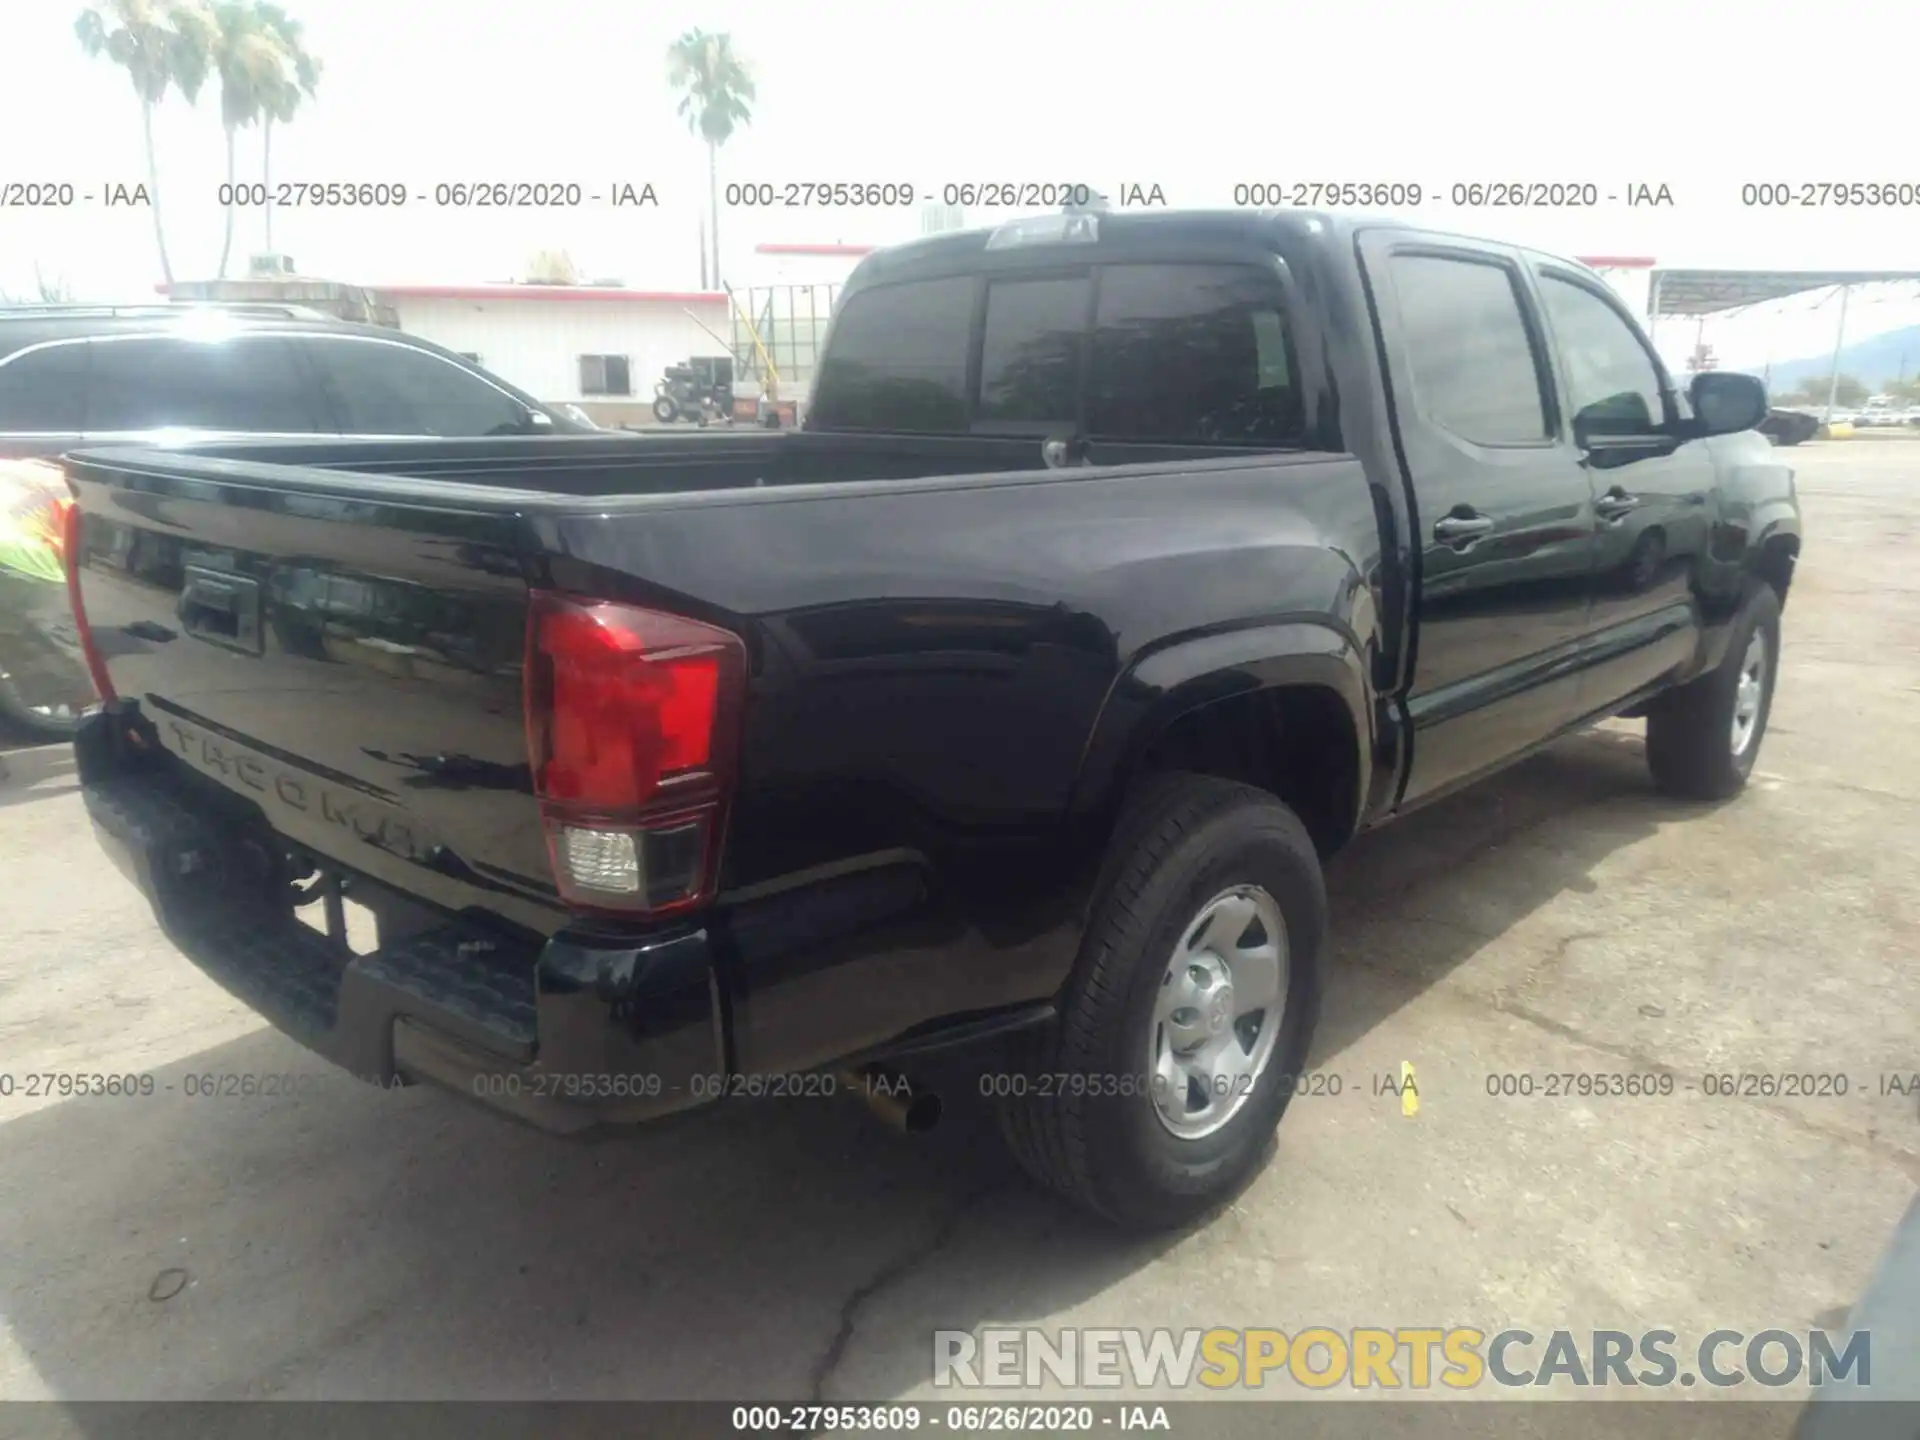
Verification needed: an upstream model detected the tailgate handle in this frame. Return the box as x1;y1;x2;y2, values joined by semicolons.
179;566;264;656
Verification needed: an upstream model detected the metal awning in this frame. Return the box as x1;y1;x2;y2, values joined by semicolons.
1650;269;1920;318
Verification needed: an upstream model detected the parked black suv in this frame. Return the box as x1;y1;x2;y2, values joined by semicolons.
0;303;587;460
0;304;591;737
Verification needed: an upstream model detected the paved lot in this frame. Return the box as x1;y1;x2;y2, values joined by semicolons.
1;440;1915;1415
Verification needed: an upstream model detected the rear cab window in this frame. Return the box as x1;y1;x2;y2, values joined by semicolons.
808;276;975;433
810;258;1305;448
1088;264;1302;446
975;274;1090;433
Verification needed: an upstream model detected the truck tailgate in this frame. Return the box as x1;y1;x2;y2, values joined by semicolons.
64;450;561;935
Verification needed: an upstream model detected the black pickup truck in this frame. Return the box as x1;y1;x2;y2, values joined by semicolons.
61;209;1801;1228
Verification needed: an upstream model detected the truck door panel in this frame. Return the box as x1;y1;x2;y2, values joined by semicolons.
1362;241;1598;806
1529;266;1715;711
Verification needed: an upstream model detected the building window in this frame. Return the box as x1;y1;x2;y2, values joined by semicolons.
579;354;632;396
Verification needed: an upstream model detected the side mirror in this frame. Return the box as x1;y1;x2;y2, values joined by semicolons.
1689;371;1768;437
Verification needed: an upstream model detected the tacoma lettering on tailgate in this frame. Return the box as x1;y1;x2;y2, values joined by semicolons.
162;720;437;865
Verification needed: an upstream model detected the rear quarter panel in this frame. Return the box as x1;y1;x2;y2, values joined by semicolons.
541;453;1383;1070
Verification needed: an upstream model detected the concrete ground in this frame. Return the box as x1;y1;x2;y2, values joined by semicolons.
1;440;1915;1418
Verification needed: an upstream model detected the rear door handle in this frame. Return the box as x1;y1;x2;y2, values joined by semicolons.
1433;513;1495;544
1596;490;1641;521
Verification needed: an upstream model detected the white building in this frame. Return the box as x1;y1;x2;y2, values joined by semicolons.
377;245;882;426
377;283;732;427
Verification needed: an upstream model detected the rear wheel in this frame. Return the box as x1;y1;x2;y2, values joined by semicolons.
1645;584;1781;800
0;676;87;742
1626;529;1666;591
996;773;1327;1229
652;394;678;423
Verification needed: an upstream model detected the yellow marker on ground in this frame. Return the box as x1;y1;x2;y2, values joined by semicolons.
1401;1061;1419;1117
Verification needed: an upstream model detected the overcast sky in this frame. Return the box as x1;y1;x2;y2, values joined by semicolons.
3;0;1917;373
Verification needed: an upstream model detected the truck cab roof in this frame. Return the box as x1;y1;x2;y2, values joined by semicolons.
842;208;1612;294
844;209;1353;289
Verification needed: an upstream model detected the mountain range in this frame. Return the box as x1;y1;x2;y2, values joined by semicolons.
1750;325;1920;395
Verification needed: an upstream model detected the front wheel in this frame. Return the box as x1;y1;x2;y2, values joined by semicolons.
651;395;678;423
996;773;1327;1229
1645;583;1781;800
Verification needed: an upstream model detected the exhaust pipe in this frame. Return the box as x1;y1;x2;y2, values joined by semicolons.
838;1067;942;1134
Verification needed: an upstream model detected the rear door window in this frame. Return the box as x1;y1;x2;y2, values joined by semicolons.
304;337;532;436
809;277;975;433
1387;254;1551;445
84;335;321;433
0;343;87;431
975;274;1090;430
1088;264;1304;445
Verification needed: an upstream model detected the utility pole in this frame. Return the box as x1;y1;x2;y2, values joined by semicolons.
1822;284;1852;423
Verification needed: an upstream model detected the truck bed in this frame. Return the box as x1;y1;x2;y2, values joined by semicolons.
63;431;1377;1089
168;430;1065;496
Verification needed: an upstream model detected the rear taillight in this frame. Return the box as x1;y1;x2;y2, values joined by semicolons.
523;590;746;917
60;498;116;703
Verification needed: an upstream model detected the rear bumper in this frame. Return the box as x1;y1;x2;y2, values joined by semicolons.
80;739;726;1136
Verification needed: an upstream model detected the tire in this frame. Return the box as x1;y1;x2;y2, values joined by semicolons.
0;674;87;742
1626;529;1665;591
996;772;1327;1229
1645;583;1781;801
652;395;678;423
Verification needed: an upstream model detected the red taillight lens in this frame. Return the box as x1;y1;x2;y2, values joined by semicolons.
524;590;745;916
61;497;116;704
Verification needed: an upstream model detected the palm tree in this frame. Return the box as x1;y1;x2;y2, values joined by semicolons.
74;0;215;286
0;267;76;305
526;249;581;284
252;2;320;255
210;2;289;277
666;29;754;288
